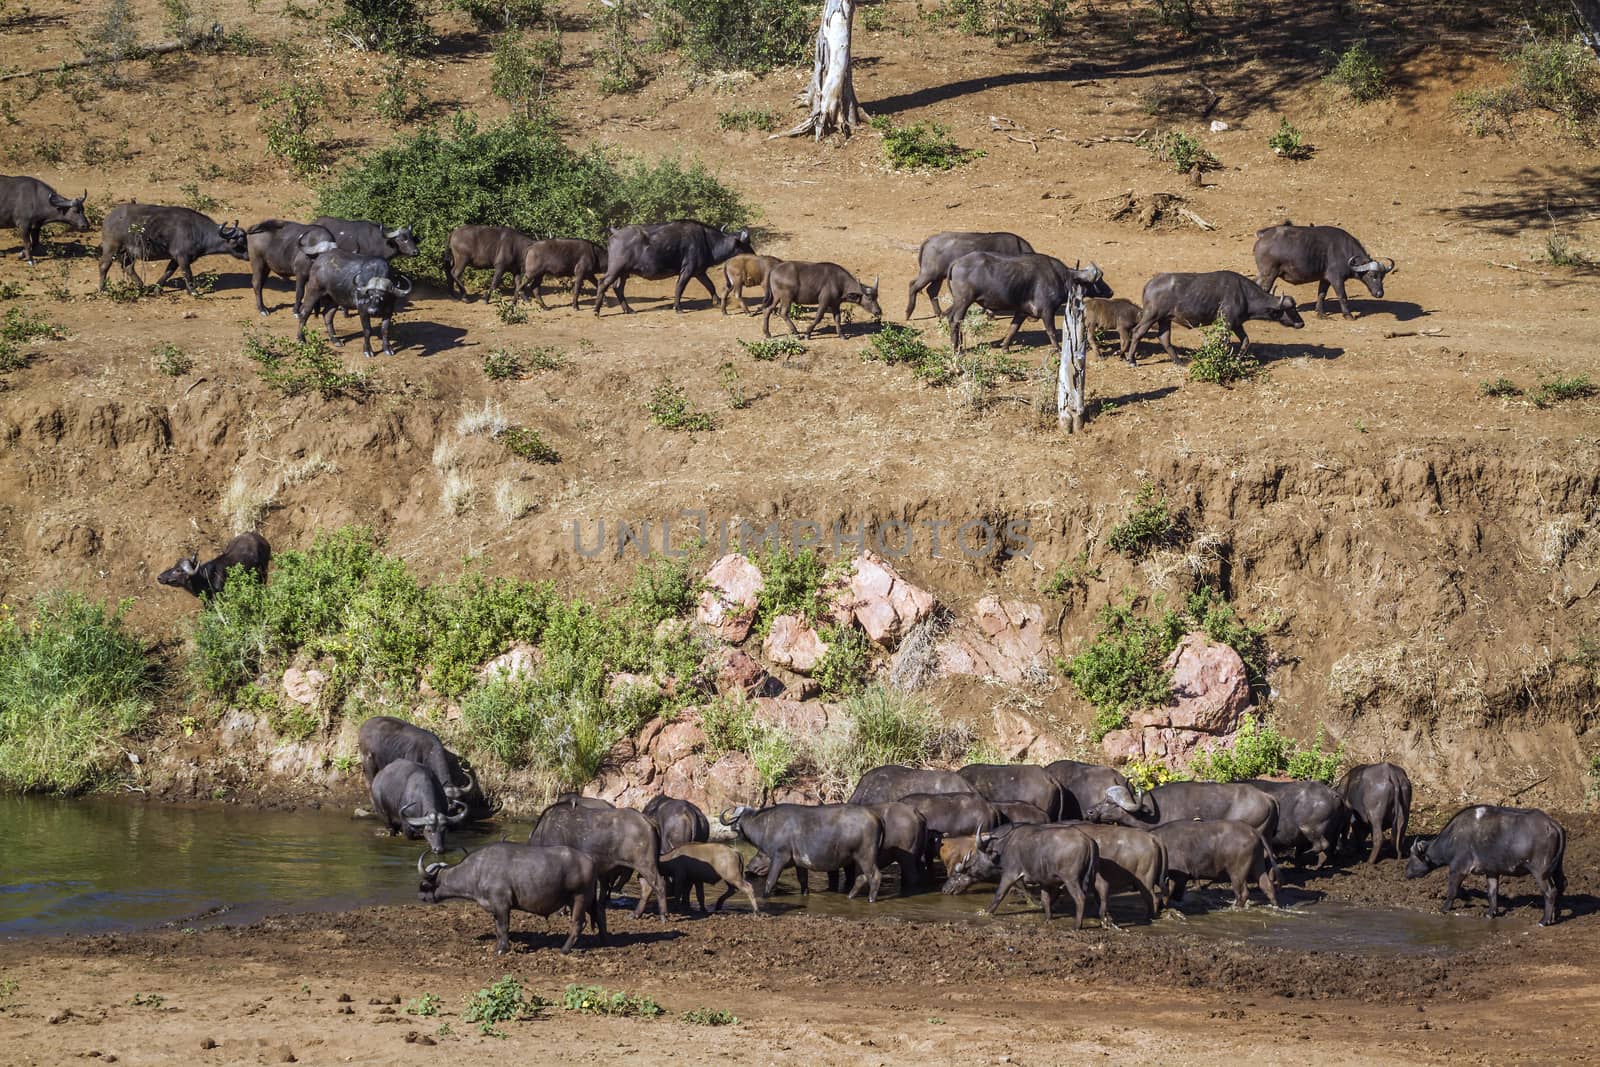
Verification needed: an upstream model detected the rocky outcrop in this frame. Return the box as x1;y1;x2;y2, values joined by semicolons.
839;552;937;647
934;598;1049;684
696;554;764;642
762;614;828;674
993;708;1069;763
1101;633;1252;767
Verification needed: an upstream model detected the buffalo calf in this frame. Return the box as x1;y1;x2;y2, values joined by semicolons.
762;260;880;338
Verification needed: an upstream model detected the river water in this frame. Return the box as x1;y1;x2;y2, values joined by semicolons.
1;795;1497;956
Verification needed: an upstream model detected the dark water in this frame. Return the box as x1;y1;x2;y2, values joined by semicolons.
2;795;1497;956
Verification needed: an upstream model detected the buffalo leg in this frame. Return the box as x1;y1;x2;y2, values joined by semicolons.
999;312;1027;351
693;270;718;303
1332;278;1354;319
987;872;1022;915
614;276;633;313
796;867;811;895
671;269;694;312
380;313;394;357
1231;322;1251;358
1392;802;1409;861
1138;878;1160;921
761;852;788;899
154;258;179;287
489;266;506;298
1094;874;1116;929
1040;309;1062;350
1167;873;1189;904
562;892;583;953
534;275;553;311
1534;870;1558;926
832;308;844;338
97;249;115;289
252;262;269;315
926;279;944;318
323;305;340;344
1366;809;1384;865
693;878;706;913
1065;881;1088;930
19;223;37;262
121;254;146;287
1124;308;1159;363
946;297;974;353
761;296;779;338
1156;323;1180;362
905;274;930;319
1484;875;1500;919
801;304;826;339
1441;866;1466;914
1256;270;1278;293
1258;866;1279;908
359;310;376;358
492;905;512;955
293;274;308;318
1314;280;1330;317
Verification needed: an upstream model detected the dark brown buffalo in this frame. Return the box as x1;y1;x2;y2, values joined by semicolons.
527;802;669;919
0;175;87;263
156;532;271;599
1252;221;1396;319
1122;270;1304;364
905;230;1034;319
761;260;881;338
1154;820;1280;909
721;253;782;315
979;824;1100;928
443;224;534;301
1339;762;1412;864
516;238;608;309
1085;296;1142;357
419;843;605;954
1405;804;1566;925
246;220;337;316
944;252;1106;352
958;763;1064;819
594;220;752;315
848;766;977;805
97;203;247;295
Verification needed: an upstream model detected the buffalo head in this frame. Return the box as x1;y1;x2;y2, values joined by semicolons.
1346;255;1395;300
1271;293;1306;329
218;221;249;259
417;849;451;901
384;225;419;257
850;274;882;320
156;552;203;594
1403;837;1437;880
48;191;89;231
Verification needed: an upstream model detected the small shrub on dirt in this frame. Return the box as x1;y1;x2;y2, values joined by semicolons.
1041;552;1101;598
1140;129;1218;173
447;0;546;30
1324;40;1388;102
814;623;871;696
492;28;563;117
1479;376;1523;398
503;426;560;463
1530;373;1596;407
373;58;428;125
681;1007;738;1026
870;116;984;171
1187;318;1258;385
244;330;372;400
1185;585;1270;689
652;0;812;74
749;542;830;631
2;307;63;344
1065;598;1185;741
863;322;947;381
492;295;529;324
647;381;714;431
82;0;140;86
719;360;750;409
0;281;23;300
1187;714;1343;784
741;336;804;361
1516;34;1600;134
717;107;777;133
0;591;158;793
98;278;158;303
937;0;1072;42
406;992;442;1017
595;0;649;94
332;0;435;55
562;984;664;1018
178;181;219;214
1106;480;1180;559
1545;232;1594;267
1267;117;1312;160
627;555;696;625
465;976;546;1035
483;347;525;380
260;82;327;177
153;343;192;376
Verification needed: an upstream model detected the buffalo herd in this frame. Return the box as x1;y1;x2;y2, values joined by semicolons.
2;172;1400;362
351;715;1569;955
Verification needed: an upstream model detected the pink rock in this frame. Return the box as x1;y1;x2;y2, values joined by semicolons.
281;668;327;707
636;717;666;752
845;553;936;646
696;554;764;643
710;648;782;697
658;755;711;811
762;614;828;674
705;752;763;813
481;642;541;682
750;697;835;735
606;672;660;703
1100;728;1145;764
1160;633;1251;733
934;598;1049;684
993;708;1067;763
652;721;707;770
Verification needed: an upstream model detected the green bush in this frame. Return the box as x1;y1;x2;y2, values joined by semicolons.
1514;35;1600;131
627;556;697;625
817;686;970;791
374;58;428;125
2;307;64;343
465;976;545;1035
647;381;715;430
447;0;546;30
814;623;870;696
260;82;327;177
0;592;158;792
154;342;193;376
1106;480;1179;558
862;322;950;383
503;426;560;463
561;984;663;1018
1065;599;1185;740
652;0;812;73
1267;117;1311;160
1530;373;1595;407
870;116;984;171
483;347;524;380
1186;714;1343;784
1041;552;1101;598
749;542;829;633
1187;318;1258;385
717;108;778;133
244;330;373;400
492;29;562;117
681;1007;738;1026
332;0;435;56
741;336;804;361
317;114;754;285
1140;129;1218;173
1324;40;1388;102
938;0;1073;41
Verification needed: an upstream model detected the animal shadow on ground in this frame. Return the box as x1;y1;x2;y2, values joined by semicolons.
488;925;685;954
1338;299;1429;323
1252;342;1345;365
1097;385;1179;410
1423;885;1600;923
405;322;470;357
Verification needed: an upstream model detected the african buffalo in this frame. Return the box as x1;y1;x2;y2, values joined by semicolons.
515;238;608;309
1088;781;1278;840
97;203;247;295
905;230;1034;319
945;252;1106;353
958;763;1064;819
1252;221;1396;319
721;253;782;315
296;233;413;358
827;799;930;894
309;216;418;259
245;220;336;316
1154;819;1280;909
848;766;977;805
443;224;534;301
761;260;881;339
593;220;752;315
659;843;762;914
1085;296;1142;357
978;824;1100;928
358;715;475;799
1122;270;1304;364
994;801;1052;825
419;843;605;954
1405;805;1566;925
1339;762;1412;864
642;794;710;852
1245;778;1346;868
370;758;468;853
944;824;1167;925
0;176;87;263
1042;760;1143;820
896;792;1001;851
724;803;884;902
156;532;271;599
527;803;669;919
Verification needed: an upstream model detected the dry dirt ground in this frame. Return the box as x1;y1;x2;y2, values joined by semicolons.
4;814;1600;1065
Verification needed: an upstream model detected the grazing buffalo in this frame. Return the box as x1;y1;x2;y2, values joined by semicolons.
1245;778;1346;868
848;766;977;806
1154;820;1280;909
358;715;475;799
1252;221;1396;319
0;176;88;263
443;224;533;301
1122;270;1304;364
1339;762;1412;864
594;220;753;315
721;253;782;315
296;234;413;358
97;203;247;295
659;843;762;914
246;220;336;316
527;803;669;919
958;764;1064;819
905;230;1034;319
419;843;605;954
1042;760;1142;820
1405;805;1566;925
1084;296;1142;357
370;758;468;853
1088;781;1278;839
896;792;1001;851
724;803;884;902
309;217;418;259
516;238;607;309
994;801;1052;826
944;252;1106;353
642;794;710;853
761;260;881;339
156;532;271;599
978;824;1100;928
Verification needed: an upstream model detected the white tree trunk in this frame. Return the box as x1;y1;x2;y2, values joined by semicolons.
1058;284;1088;434
780;0;864;140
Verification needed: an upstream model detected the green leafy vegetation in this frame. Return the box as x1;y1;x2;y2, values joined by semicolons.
937;0;1073;42
629;555;698;626
1324;40;1388;102
717;107;778;133
483;347;525;380
701;696;796;792
749;542;831;633
447;0;547;30
503;426;560;463
0;592;158;792
806;685;972;799
492;28;563;117
595;0;649;94
154;342;193;376
131;992;166;1008
317;114;753;284
862;322;951;383
1459;35;1600;140
719;361;751;409
373;58;428;124
406;992;442;1017
652;0;813;74
869;116;984;171
1140;129;1218;173
814;624;871;696
465;976;545;1035
740;336;804;361
1042;552;1101;598
1187;318;1258;385
332;0;435;56
259;82;327;177
1479;376;1523;398
561;984;664;1018
1106;481;1180;559
2;307;64;344
1531;373;1596;407
1267;117;1312;160
647;381;715;431
1186;714;1343;784
1545;232;1593;267
244;330;373;400
681;1006;738;1026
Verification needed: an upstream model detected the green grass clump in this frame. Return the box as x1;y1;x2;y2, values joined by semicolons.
244;330;372;400
1267;117;1312;160
1187;318;1259;386
869;116;984;171
813;623;871;696
1479;376;1523;398
317;114;753;285
647;381;715;431
483;347;524;380
1140;129;1219;173
862;322;951;383
627;555;697;626
701;696;795;792
0;592;158;792
332;0;435;55
652;0;813;74
503;426;559;463
1106;480;1180;559
1186;714;1343;784
1042;553;1101;598
681;1006;738;1026
2;307;64;343
813;685;970;794
749;542;831;632
739;337;805;362
561;984;664;1018
1324;40;1388;102
464;976;546;1036
406;992;442;1017
154;343;193;376
717;107;778;133
1531;373;1596;407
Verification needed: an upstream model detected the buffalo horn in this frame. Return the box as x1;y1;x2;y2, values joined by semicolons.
1107;784;1140;812
392;274;413;297
445;799;469;825
1381;257;1396;273
384;227;402;239
417;849;431;875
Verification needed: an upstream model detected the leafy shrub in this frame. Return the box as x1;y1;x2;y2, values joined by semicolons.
503;426;559;463
814;624;870;696
260;82;327;177
0;592;157;792
244;330;373;400
652;0;812;73
2;307;64;343
465;976;545;1035
1546;232;1593;267
1140;129;1218;173
1514;34;1600;134
1186;714;1343;784
154;343;192;376
492;28;563;117
483;347;524;380
561;984;663;1018
595;0;649;93
1106;480;1179;558
1187;318;1258;385
628;556;697;625
1267;117;1311;160
681;1007;738;1026
741;336;804;361
938;0;1073;41
862;322;949;382
717;108;777;133
870;116;984;171
332;0;435;56
1479;376;1523;397
1531;373;1596;407
1122;756;1180;792
317;114;753;284
374;59;428;124
804;685;972;799
647;381;714;430
750;542;829;632
1065;599;1185;740
1185;585;1269;689
1324;40;1388;102
1041;553;1101;598
447;0;546;30
406;992;442;1017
